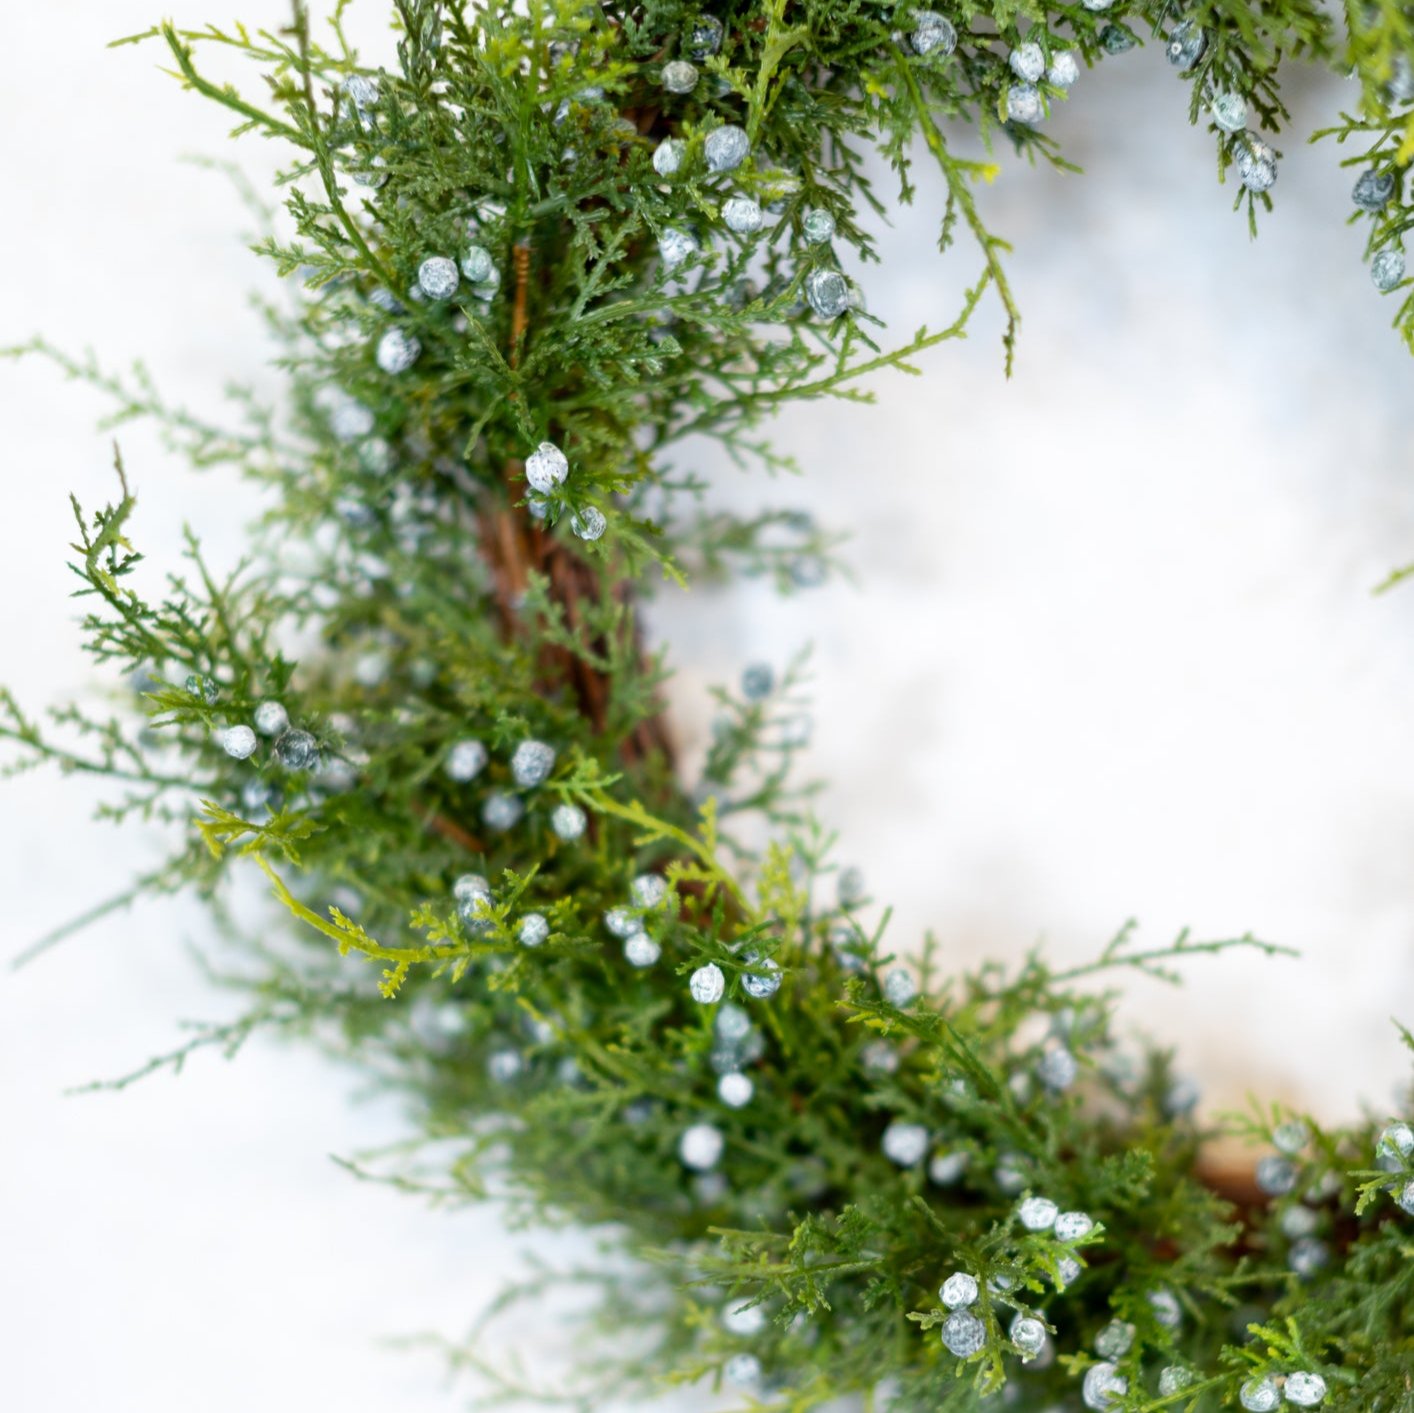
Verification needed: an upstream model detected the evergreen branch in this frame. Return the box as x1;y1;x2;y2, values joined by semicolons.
895;55;1020;374
67;1006;292;1093
1047;924;1294;985
156;24;305;142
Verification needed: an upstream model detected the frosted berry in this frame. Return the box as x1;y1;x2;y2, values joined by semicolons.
1353;168;1397;211
454;874;493;930
837;866;866;906
910;12;957;57
1235;133;1278;193
882;968;918;1006
1055;1254;1082;1288
723;197;763;235
460;245;495;283
551;802;587;840
1166;19;1207;67
605;908;640;939
1158;1367;1193;1396
1379;1121;1414;1159
741;663;774;699
571;507;607;541
1289;1235;1330;1275
518;913;549;947
1285;1373;1327;1406
711;1035;760;1075
511;739;556;787
482;792;524;830
1372;248;1406;292
704;125;749;174
1148;1287;1182;1327
631;873;668;908
1048;51;1080;87
718;1072;754;1107
688;16;724;59
469;266;501;300
1100;24;1135;53
186;673;219;702
658;228;700;268
487;1049;522;1083
800;209;836;246
1055;1210;1094;1241
1279;1205;1319;1238
342;74;379;111
929;1150;969;1185
679;1122;724;1169
1094;1320;1134;1359
1164;1076;1201;1117
1018;1196;1058;1231
254;701;289;737
881;1120;929;1166
940;1309;986;1358
1082;1363;1127;1409
1255;1154;1297;1196
1397;1179;1414;1214
326;395;374;441
1010;1315;1047;1359
525;441;569;494
806;268;850;318
716;1004;753;1043
275;729;319;770
453;873;491;904
352;156;388;188
625;933;661;967
690;962;726;1003
1006;85;1044;124
652;138;685;176
995;1156;1027;1194
417;255;459;300
1037;1043;1077;1091
1273;1120;1309;1154
940;1272;978;1308
723;1353;760;1387
661;60;699;94
1239;1377;1280;1412
830;924;869;973
742;955;782;999
445;738;488;782
691;1167;724;1200
222;725;258;760
375;328;421;374
1211;92;1248;132
1009;43;1045;82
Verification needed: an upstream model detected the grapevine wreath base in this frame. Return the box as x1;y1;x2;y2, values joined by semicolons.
6;1;1414;1410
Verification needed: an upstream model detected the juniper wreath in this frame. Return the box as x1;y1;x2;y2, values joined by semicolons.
6;0;1414;1408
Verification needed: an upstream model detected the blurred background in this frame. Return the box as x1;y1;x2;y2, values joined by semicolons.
3;4;1412;1409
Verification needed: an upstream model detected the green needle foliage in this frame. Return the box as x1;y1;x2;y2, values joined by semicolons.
5;0;1414;1408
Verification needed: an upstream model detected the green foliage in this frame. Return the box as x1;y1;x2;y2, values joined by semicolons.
7;0;1414;1408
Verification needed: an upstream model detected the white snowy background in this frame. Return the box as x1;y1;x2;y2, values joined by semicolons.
2;4;1412;1410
